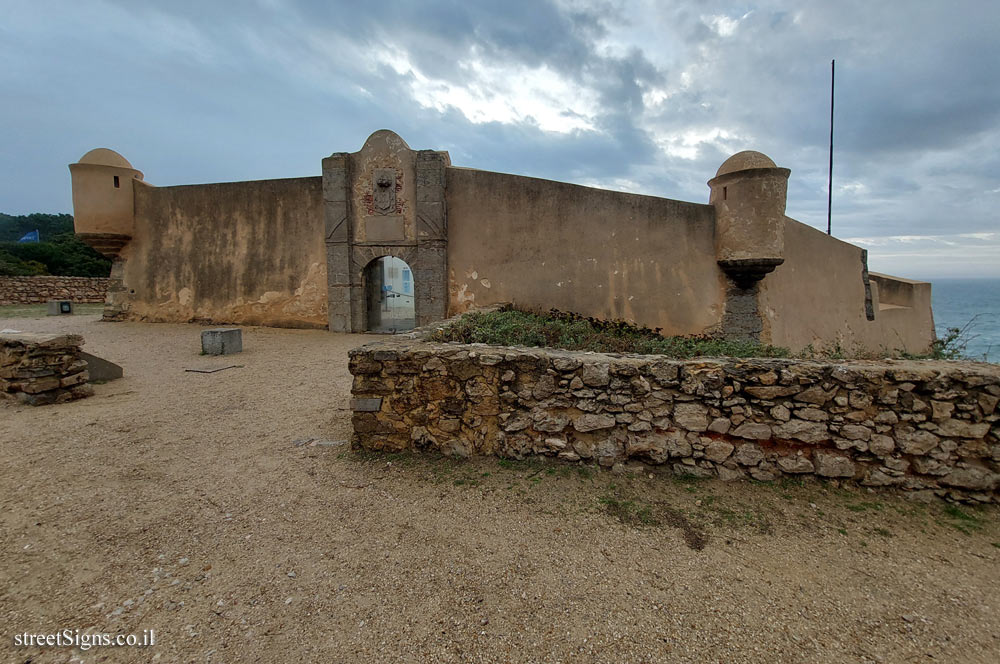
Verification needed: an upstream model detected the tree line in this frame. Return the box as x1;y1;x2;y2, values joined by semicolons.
0;213;112;277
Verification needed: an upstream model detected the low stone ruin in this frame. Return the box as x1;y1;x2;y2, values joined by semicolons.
349;332;1000;503
0;332;94;405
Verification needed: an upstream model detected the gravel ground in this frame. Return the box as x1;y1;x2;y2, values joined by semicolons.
1;312;999;664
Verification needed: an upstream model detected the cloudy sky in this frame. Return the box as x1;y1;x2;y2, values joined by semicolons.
3;0;998;278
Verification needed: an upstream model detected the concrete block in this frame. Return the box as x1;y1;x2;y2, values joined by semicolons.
47;300;73;315
201;328;243;356
79;351;123;382
351;398;383;412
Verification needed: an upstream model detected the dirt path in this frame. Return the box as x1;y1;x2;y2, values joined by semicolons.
1;314;998;663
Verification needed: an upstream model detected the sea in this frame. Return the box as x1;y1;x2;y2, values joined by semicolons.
929;278;1000;363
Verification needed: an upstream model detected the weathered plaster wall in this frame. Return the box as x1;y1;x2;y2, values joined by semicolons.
122;177;327;328
0;276;109;305
869;272;935;350
445;168;726;337
758;219;934;354
350;336;1000;503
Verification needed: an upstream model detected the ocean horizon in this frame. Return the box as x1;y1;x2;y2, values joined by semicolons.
924;277;1000;362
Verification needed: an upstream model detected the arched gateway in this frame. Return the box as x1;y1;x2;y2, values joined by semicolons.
363;256;415;333
322;130;449;333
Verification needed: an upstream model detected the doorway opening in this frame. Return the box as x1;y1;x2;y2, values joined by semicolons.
364;256;415;333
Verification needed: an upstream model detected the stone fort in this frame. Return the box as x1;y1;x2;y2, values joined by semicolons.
68;130;934;353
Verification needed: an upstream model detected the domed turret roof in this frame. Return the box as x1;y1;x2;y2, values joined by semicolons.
77;148;134;169
716;151;777;177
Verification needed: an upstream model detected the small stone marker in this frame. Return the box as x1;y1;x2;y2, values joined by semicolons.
201;328;242;356
47;300;73;315
79;351;124;382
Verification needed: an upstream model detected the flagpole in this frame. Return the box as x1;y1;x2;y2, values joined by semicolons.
827;59;835;236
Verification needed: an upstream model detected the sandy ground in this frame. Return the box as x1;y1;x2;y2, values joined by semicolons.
1;312;999;664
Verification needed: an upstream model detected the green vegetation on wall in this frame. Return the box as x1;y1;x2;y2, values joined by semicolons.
0;213;112;277
432;306;793;359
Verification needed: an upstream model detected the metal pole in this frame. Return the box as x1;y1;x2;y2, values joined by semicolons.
827;59;835;235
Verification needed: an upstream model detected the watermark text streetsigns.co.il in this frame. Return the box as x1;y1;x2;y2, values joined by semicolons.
13;629;155;651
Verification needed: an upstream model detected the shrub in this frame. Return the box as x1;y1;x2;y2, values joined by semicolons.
431;307;792;359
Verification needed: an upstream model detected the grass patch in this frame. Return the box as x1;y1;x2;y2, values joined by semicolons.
432;305;988;361
496;456;550;475
943;504;977;521
777;476;806;490
599;495;659;527
709;506;773;535
846;501;883;513
673;472;711;486
598;492;708;550
351;449;416;465
0;303;104;318
941;504;985;535
431;306;791;359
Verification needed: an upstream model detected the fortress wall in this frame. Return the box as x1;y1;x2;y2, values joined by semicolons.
122;177;327;328
869;272;935;351
757;219;934;354
445;168;726;337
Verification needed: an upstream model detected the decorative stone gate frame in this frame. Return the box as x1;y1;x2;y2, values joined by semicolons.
322;131;449;333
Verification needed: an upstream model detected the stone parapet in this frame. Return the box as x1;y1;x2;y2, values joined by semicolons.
350;337;1000;503
0;332;94;405
0;276;109;305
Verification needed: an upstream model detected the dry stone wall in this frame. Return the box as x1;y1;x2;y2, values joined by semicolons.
0;276;109;305
1;332;94;405
350;338;1000;503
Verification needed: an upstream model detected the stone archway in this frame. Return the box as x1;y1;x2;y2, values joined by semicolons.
362;255;416;333
322;130;449;333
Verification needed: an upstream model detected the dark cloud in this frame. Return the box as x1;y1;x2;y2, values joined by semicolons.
1;0;998;276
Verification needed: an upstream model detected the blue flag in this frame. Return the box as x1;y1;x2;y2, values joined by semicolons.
18;230;40;243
